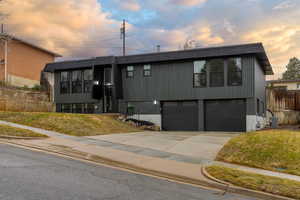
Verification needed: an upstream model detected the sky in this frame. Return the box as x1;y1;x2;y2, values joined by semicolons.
1;0;300;79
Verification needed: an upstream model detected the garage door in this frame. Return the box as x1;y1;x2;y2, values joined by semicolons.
205;99;246;132
162;101;198;131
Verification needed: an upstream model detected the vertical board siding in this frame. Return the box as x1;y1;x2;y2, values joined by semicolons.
254;58;267;115
122;56;255;101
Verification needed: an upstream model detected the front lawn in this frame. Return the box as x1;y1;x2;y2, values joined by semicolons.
0;112;141;136
216;130;300;176
206;165;300;200
0;124;48;138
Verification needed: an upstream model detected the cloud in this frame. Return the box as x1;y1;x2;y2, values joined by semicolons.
192;26;224;45
0;0;121;58
242;24;300;77
168;0;207;6
223;19;236;35
119;0;141;11
273;0;294;10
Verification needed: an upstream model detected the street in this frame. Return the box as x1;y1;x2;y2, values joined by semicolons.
0;143;257;200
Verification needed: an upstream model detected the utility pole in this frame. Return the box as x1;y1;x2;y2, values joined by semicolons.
0;24;8;84
120;19;126;56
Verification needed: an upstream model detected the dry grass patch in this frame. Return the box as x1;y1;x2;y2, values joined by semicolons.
217;130;300;176
206;165;300;200
0;124;47;138
0;111;141;136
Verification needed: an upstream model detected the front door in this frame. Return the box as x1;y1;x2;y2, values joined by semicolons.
104;68;113;113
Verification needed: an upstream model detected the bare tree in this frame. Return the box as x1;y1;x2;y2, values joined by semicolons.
183;38;202;50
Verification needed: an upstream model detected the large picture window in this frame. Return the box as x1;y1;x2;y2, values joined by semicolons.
209;59;224;87
193;61;207;87
72;70;83;93
228;58;242;86
60;72;70;94
126;66;134;78
83;69;93;93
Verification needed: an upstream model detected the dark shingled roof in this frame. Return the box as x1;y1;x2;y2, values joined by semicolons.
44;43;273;75
43;56;114;72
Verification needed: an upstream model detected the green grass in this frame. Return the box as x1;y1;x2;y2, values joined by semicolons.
216;130;300;176
0;124;48;138
206;165;300;200
0;111;141;136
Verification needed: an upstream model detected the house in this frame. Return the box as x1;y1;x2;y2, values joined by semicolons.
0;33;61;87
267;79;300;91
43;43;273;132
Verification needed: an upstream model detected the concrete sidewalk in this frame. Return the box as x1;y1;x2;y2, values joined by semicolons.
0;120;299;200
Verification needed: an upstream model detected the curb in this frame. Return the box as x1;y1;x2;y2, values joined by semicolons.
0;135;48;140
202;166;295;200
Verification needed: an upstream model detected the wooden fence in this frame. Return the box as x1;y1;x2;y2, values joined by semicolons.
267;88;300;111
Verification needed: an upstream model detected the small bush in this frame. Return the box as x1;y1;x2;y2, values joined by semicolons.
32;84;42;91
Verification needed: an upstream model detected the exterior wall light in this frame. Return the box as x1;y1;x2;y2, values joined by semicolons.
153;100;158;105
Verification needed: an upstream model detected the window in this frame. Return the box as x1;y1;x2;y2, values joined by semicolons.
60;72;70;94
84;103;95;114
72;70;83;93
83;69;93;93
257;99;260;114
61;104;72;113
193;61;207;87
209;59;224;87
143;65;151;77
228;58;242;86
72;104;84;113
126;66;134;78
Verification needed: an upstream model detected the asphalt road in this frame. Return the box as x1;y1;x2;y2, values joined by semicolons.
0;143;258;200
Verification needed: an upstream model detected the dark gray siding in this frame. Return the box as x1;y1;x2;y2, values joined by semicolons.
119;100;160;114
254;58;267;116
121;56;255;101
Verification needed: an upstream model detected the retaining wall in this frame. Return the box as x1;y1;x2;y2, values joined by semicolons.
0;86;54;112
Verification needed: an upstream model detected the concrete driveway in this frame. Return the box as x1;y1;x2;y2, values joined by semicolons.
87;132;239;161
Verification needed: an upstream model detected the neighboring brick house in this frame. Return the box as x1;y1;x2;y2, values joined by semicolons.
0;33;61;87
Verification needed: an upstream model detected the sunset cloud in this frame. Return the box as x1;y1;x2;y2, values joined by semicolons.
243;24;300;75
119;0;141;11
273;0;294;10
0;0;120;57
168;0;207;6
